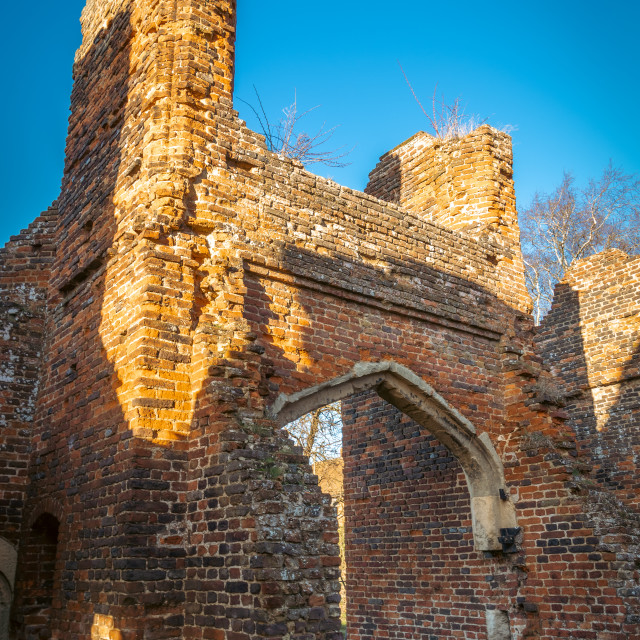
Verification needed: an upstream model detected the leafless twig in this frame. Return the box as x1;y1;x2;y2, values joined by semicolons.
398;63;487;140
238;87;352;168
520;165;640;322
285;402;342;464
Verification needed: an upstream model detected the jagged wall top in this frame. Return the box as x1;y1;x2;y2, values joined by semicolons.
366;125;532;314
75;0;237;101
77;0;129;59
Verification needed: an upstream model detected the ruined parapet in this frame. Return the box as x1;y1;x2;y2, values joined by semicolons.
77;0;236;103
536;249;640;504
366;125;531;314
366;126;516;238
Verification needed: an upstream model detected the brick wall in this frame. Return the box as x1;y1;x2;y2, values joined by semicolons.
536;250;640;504
0;207;57;547
340;377;640;639
342;392;505;640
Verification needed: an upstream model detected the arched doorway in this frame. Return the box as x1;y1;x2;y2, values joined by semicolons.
11;513;60;640
272;361;520;638
270;361;516;552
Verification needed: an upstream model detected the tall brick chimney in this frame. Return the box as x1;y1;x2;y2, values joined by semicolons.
48;0;241;445
366;125;531;313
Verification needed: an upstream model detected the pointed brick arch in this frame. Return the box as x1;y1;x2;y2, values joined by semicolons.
0;538;16;640
269;361;517;550
11;513;61;640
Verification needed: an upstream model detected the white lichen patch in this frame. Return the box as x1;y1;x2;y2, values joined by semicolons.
0;351;18;384
1;322;11;342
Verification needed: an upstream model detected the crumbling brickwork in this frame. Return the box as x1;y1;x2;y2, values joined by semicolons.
0;1;638;639
365;128;531;314
0;207;57;547
537;250;640;503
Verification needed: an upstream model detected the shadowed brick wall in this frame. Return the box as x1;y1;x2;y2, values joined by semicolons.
537;250;640;505
0;207;57;548
11;513;60;640
343;392;502;640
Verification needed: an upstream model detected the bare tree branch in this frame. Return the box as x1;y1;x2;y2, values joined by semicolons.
285;403;344;520
285;402;342;466
398;63;489;140
520;165;640;322
238;88;353;168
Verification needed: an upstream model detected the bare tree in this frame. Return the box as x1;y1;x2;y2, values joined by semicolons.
284;403;344;512
285;402;342;465
285;402;346;617
238;88;352;168
398;64;488;140
520;165;640;323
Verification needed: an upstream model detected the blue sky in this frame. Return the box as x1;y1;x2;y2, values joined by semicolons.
2;0;638;246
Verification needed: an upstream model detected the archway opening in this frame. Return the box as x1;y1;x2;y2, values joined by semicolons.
274;361;518;639
284;401;346;629
11;513;60;640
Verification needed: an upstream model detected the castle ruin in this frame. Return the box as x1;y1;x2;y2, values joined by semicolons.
0;1;638;639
